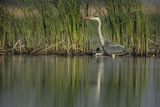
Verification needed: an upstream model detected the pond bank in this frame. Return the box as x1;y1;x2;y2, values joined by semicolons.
0;49;159;57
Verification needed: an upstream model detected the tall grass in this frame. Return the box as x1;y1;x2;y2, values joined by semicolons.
103;0;152;55
0;5;10;48
0;0;159;55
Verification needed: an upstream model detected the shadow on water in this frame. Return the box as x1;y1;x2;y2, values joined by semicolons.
0;56;160;107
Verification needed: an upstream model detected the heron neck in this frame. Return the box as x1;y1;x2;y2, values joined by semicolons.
97;20;105;45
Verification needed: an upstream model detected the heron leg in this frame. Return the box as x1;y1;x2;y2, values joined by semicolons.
112;54;115;58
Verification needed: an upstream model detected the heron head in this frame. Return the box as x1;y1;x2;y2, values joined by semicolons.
84;16;100;22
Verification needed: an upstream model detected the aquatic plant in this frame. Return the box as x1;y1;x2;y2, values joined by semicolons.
0;0;159;55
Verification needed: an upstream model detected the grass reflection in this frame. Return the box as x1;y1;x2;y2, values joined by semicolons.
0;56;90;107
102;57;160;107
0;56;160;107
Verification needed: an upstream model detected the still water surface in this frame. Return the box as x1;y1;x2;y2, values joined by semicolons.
0;56;160;107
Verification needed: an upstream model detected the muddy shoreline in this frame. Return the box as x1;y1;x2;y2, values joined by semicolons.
0;49;159;57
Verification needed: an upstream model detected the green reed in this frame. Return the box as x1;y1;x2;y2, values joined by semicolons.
103;0;153;55
0;0;159;55
0;5;10;48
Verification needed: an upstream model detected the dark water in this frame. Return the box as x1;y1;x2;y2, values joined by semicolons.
0;56;160;107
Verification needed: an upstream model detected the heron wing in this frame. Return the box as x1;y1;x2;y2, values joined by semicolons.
103;41;127;55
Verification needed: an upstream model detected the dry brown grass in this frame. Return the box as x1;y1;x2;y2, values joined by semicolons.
7;6;39;18
6;4;159;18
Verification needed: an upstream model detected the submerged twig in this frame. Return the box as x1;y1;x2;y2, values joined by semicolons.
12;39;21;50
40;40;65;52
30;48;40;54
148;39;159;47
0;52;5;55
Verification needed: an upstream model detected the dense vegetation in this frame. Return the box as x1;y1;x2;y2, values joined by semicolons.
0;0;160;56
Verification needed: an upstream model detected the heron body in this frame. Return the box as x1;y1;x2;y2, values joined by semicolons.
102;40;127;55
85;16;128;57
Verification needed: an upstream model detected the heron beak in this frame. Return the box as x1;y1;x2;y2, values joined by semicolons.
84;17;91;20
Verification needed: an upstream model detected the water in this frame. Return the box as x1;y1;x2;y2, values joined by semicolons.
0;56;160;107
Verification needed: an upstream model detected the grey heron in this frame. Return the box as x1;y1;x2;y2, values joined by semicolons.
85;16;128;57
